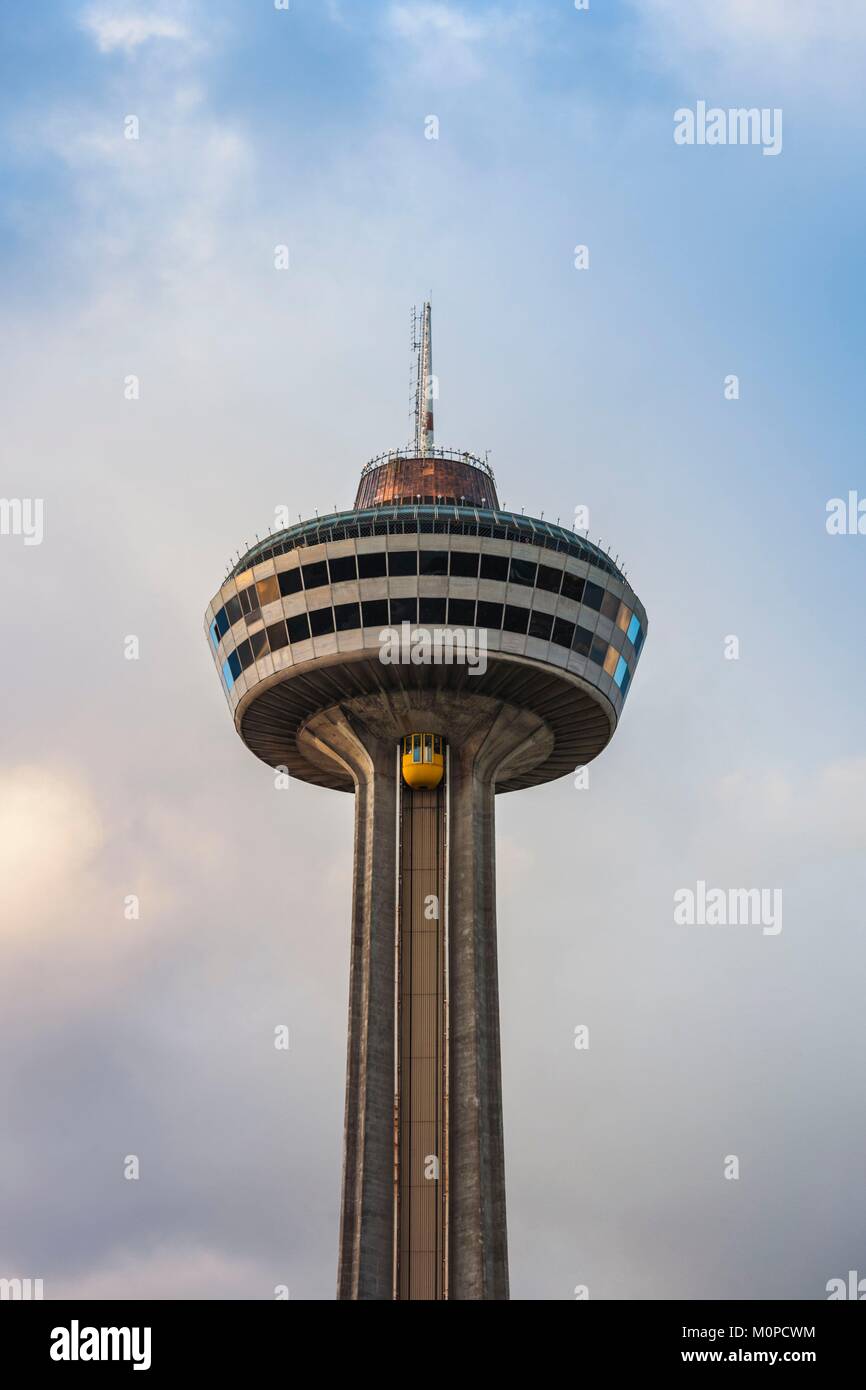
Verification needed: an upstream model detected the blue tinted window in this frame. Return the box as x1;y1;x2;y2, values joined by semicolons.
627;614;640;645
228;650;242;681
215;607;230;638
222;658;235;690
614;655;628;688
620;667;632;696
634;625;645;655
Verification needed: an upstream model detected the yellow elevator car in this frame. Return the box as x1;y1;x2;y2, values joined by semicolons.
401;733;445;789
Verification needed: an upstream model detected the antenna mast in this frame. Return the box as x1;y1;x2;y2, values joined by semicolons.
413;301;434;455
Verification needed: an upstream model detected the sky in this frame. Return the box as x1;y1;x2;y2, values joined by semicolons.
1;0;865;1300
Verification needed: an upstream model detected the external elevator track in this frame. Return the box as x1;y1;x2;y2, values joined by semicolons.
394;743;448;1299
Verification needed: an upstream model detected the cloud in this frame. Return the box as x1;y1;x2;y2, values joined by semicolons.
713;758;866;855
49;1244;276;1300
81;5;190;55
0;766;104;927
632;0;866;101
386;2;529;82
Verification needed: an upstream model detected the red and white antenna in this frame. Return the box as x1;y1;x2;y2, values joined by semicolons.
413;301;434;455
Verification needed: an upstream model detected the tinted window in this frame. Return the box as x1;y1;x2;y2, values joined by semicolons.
215;607;230;637
480;553;508;581
228;650;242;680
573;624;593;657
278;568;302;597
620;667;632;696
237;639;254;670
302;561;328;590
528;611;553;641
225;594;243;625
536;564;562;594
448;599;475;626
361;599;388;627
561;572;585;604
476;601;503;629
552;617;575;649
583;581;604;611
239;586;254;615
267;620;289;651
256;575;280;607
358;551;387;579
509;557;536;587
388;550;417;576
328;555;357;584
419;597;447;624
390;597;418;624
503;604;529;634
600;590;620;622
419;550;448;575
309;606;335;636
450;550;479;578
286;613;310;643
334;602;361;631
249;629;269;661
589;634;608;665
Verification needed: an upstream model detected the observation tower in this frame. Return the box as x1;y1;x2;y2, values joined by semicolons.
205;304;648;1300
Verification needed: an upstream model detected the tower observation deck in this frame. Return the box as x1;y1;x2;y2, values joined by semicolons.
205;304;648;1299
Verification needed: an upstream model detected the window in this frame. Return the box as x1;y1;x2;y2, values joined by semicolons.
536;564;562;594
448;598;475;626
334;602;362;631
215;607;230;637
620;667;632;695
388;550;417;576
358;551;387;579
634;625;645;655
419;550;448;575
267;620;289;651
227;650;241;681
503;604;529;635
412;735;421;763
573;625;593;657
278;568;302;597
552;617;575;649
480;553;508;581
309;606;335;636
256;575;280;607
239;586;255;615
450;550;479;577
614;654;628;688
249;629;269;661
209;619;220;649
361;599;388;627
286;613;310;643
603;644;619;677
403;736;411;753
627;613;641;646
328;555;357;584
390;597;418;624
583;582;604;611
561;572;585;604
509;557;536;587
419;597;447;624
433;736;442;754
616;602;632;633
237;639;254;670
222;658;235;690
601;590;620;622
423;734;432;762
528;611;553;641
302;561;328;590
476;600;504;629
589;634;608;665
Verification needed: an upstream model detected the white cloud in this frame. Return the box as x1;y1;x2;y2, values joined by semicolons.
49;1244;276;1299
713;757;866;855
0;766;104;927
81;5;190;54
633;0;866;101
387;2;528;82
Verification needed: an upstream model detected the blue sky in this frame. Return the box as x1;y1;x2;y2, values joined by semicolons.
1;1;865;1300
